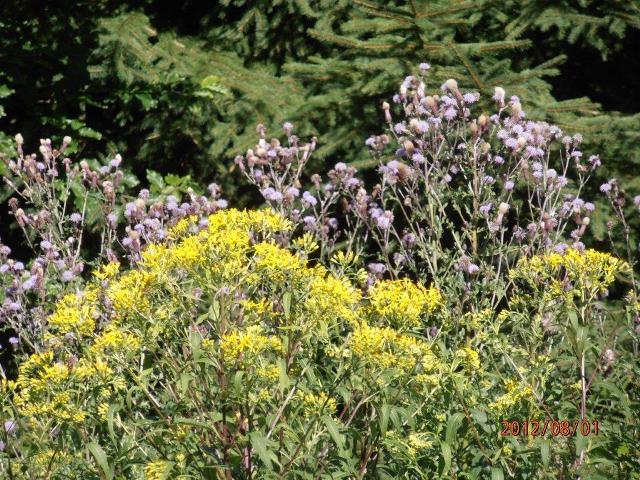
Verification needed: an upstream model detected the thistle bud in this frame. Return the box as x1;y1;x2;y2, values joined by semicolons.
478;114;488;127
445;78;458;91
512;102;522;116
15;133;24;145
498;202;510;214
493;87;506;104
581;217;590;226
425;96;436;108
403;140;415;155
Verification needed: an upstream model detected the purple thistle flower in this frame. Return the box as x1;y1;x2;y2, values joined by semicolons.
8;302;21;312
394;123;407;134
419;62;431;72
302;191;317;207
505;138;518;149
412;153;425;164
634;195;640;207
493;155;505;165
467;263;480;275
554;243;569;254
14;262;24;271
463;93;477;103
9;336;18;346
600;182;612;194
368;263;386;275
504;180;515;191
62;270;75;282
23;277;36;290
402;233;417;246
346;178;360;188
482;175;495;185
444;107;457;121
4;420;16;434
479;203;493;216
415;120;429;133
588;155;601;169
376;215;391;230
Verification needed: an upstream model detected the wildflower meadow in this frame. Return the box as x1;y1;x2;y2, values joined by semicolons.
1;58;639;479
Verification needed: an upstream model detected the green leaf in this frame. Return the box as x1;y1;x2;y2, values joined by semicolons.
250;431;275;469
440;440;452;474
322;415;346;455
107;404;120;445
491;467;504;480
282;291;292;319
87;442;114;480
146;169;165;192
445;412;465;445
541;440;550;467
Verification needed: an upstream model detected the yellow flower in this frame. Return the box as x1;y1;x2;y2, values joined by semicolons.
456;347;481;371
304;270;361;326
220;325;283;361
48;293;96;338
91;326;140;355
296;391;338;417
145;460;172;480
368;278;442;329
350;323;436;373
93;261;120;281
489;379;533;413
511;248;630;303
97;403;110;420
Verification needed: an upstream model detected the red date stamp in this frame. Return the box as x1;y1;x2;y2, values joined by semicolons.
500;419;600;437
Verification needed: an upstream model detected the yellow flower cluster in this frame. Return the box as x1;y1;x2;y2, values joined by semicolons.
47;291;97;338
455;347;481;371
218;325;284;361
368;278;442;329
350;323;435;373
304;270;361;326
296;391;338;417
145;460;172;480
93;261;120;281
107;270;156;320
90;326;140;355
511;248;630;302
489;379;533;413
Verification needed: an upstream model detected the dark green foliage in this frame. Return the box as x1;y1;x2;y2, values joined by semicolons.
0;0;638;234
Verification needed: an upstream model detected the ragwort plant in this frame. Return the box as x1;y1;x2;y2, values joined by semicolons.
1;209;450;478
